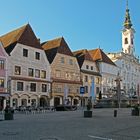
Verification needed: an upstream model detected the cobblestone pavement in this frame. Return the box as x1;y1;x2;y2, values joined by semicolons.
0;108;140;140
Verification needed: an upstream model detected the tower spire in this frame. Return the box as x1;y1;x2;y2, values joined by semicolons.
126;0;128;9
124;0;132;29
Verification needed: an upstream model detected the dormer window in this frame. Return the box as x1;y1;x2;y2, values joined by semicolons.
125;38;128;44
23;49;28;57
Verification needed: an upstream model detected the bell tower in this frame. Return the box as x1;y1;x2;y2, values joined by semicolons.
122;0;135;55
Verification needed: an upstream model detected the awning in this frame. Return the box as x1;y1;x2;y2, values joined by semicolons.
0;93;10;97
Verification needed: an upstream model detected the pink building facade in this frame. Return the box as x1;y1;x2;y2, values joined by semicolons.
0;41;8;110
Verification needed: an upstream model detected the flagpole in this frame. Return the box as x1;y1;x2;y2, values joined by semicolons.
90;79;95;110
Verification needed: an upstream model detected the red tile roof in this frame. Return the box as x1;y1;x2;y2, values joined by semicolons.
0;24;41;54
73;49;94;68
89;49;116;66
42;37;74;64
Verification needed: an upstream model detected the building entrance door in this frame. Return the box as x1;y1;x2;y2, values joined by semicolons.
0;97;4;110
54;97;60;107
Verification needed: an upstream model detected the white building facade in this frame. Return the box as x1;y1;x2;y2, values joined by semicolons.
107;4;140;96
89;49;119;97
0;24;51;108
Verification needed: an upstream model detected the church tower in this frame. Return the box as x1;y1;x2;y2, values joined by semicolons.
122;0;135;55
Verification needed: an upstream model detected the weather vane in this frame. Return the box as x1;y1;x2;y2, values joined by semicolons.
126;0;128;9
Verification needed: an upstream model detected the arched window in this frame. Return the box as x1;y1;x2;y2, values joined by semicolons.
131;38;133;44
125;38;128;44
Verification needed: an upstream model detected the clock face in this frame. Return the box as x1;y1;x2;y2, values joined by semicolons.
123;31;128;36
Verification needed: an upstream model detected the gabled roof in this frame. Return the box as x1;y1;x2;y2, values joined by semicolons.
73;49;94;68
0;24;41;54
42;37;73;64
89;48;116;66
0;41;8;57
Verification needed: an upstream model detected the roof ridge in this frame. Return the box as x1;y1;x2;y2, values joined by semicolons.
0;24;28;48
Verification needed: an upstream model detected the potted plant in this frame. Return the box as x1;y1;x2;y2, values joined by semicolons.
131;104;139;116
84;99;92;118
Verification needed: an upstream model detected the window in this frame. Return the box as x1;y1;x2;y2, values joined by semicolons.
85;86;88;93
91;66;93;70
86;65;89;69
35;52;40;60
84;75;88;82
0;79;4;88
41;70;46;79
35;69;40;78
95;77;100;84
28;68;34;77
42;84;47;92
69;59;73;65
0;60;4;69
30;83;36;92
15;66;21;75
125;38;128;44
61;57;64;63
17;82;23;91
131;38;133;45
23;49;28;57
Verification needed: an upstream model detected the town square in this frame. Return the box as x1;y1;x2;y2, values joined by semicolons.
0;0;140;139
0;108;140;140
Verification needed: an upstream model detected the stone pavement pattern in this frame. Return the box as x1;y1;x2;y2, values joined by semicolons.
0;108;140;140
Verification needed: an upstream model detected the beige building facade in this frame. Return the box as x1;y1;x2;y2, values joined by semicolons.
42;37;82;107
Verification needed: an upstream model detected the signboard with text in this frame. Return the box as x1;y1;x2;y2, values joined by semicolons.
80;86;85;94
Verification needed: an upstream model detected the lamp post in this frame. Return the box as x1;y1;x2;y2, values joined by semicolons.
115;73;122;108
130;82;134;107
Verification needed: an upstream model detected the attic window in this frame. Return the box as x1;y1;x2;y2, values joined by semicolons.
61;57;65;63
69;59;73;65
91;66;93;70
35;52;40;60
86;65;89;69
23;49;28;57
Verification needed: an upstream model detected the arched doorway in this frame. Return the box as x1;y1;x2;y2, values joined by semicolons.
40;96;48;107
74;99;78;105
31;99;37;107
54;97;60;107
12;98;18;108
0;97;4;110
81;98;86;107
21;99;27;106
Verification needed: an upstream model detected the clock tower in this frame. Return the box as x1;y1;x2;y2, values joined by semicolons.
122;1;135;55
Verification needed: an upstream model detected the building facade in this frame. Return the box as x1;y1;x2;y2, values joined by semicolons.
0;24;51;108
89;49;119;97
42;37;82;106
107;4;140;96
73;49;101;105
0;41;9;110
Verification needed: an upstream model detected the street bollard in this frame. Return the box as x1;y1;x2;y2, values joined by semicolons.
114;110;117;117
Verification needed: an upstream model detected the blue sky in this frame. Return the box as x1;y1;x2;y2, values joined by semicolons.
0;0;140;56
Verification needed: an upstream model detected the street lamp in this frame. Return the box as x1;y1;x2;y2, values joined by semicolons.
115;73;122;108
130;82;134;107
